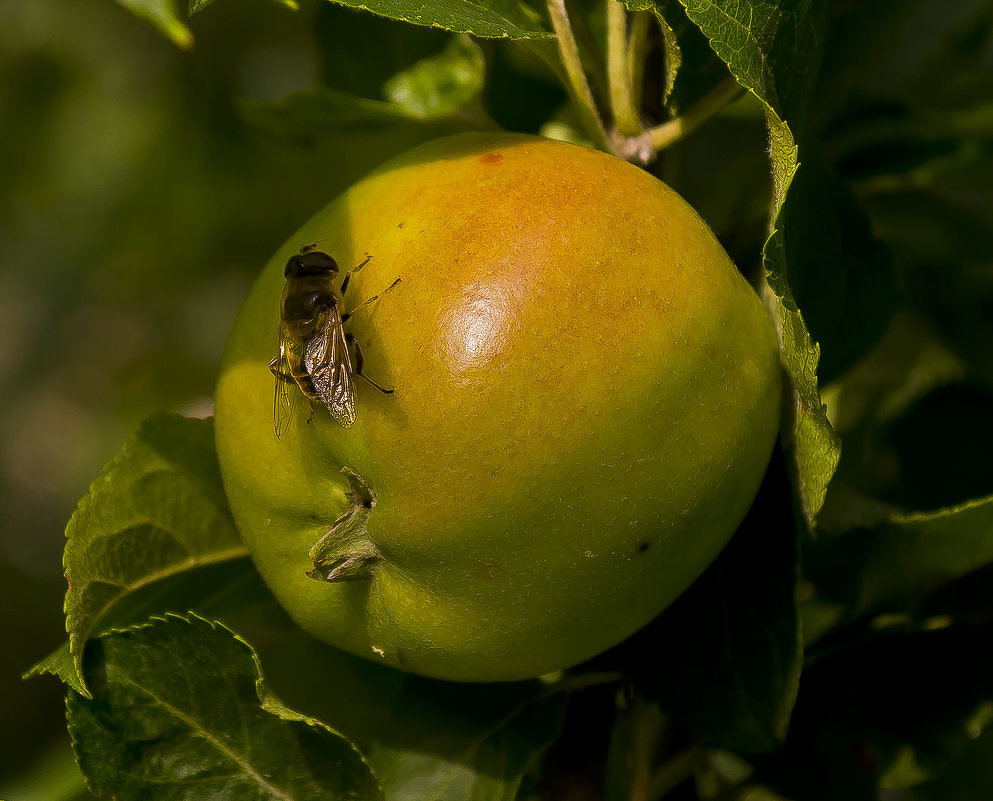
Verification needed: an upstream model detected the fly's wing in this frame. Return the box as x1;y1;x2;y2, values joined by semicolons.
270;339;297;439
305;305;356;427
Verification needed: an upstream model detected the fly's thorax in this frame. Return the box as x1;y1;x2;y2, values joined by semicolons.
281;272;340;329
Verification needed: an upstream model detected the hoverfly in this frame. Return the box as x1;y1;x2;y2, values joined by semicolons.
269;246;399;437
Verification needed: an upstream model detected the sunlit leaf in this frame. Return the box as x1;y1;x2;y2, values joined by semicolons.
678;0;841;527
325;0;551;39
210;615;568;801
384;35;486;117
68;614;383;801
190;0;299;13
32;414;246;697
114;0;193;49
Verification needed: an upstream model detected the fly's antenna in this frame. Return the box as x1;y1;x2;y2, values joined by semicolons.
299;239;328;254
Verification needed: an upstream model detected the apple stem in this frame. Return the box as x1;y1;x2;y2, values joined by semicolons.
627;10;653;117
546;0;611;152
607;0;642;139
548;0;740;166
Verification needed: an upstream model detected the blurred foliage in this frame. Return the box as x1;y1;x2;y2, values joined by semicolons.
0;0;474;791
5;0;993;798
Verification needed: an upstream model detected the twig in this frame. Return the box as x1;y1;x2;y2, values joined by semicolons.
607;0;641;137
626;10;652;116
546;0;610;151
647;77;744;151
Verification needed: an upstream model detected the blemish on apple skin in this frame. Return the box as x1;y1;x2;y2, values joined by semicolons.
476;560;503;580
480;152;503;165
371;645;385;657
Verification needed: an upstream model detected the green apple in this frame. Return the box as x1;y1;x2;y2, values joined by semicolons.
214;132;782;682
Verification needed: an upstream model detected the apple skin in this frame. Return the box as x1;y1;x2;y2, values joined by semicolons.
215;132;782;682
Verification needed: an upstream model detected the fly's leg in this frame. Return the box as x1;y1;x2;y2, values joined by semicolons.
270;356;316;426
268;357;295;383
345;332;394;395
342;277;402;323
339;255;372;297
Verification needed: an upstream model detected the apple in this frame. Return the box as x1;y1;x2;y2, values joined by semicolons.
214;132;782;682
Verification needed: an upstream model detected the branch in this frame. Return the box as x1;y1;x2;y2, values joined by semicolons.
647;78;744;151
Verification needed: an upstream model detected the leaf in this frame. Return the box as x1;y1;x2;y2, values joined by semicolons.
808;493;993;616
779;150;898;384
595;455;802;753
114;0;193;49
758;623;993;801
190;0;299;14
316;3;452;98
617;0;682;105
909;725;993;801
239;86;489;141
68;614;383;801
820;313;966;439
862;161;993;390
44;414;246;697
324;0;551;40
215;620;568;801
676;0;821;121
658;1;730;116
677;0;841;527
384;35;486;117
367;682;565;801
655;5;682;105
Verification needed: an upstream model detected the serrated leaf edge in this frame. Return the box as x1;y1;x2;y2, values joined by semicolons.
70;612;384;799
328;0;554;39
61;414;247;697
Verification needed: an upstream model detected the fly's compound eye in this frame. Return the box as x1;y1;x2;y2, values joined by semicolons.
285;250;339;278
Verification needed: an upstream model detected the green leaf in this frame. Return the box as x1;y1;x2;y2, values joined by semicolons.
780;150;898;384
809;494;993;616
384;35;486;117
909;725;993;801
325;0;551;40
658;1;730;116
114;0;193;49
239;86;491;141
760;624;993;801
677;0;840;527
189;0;299;14
655;5;682;105
215;616;568;801
68;614;383;801
49;414;246;697
617;1;681;104
676;0;821;121
367;682;565;801
820;313;967;440
598;456;802;753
